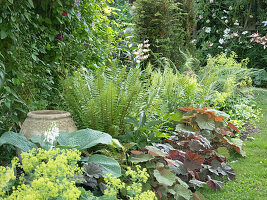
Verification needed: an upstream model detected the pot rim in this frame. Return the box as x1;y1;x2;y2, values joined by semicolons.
27;110;71;120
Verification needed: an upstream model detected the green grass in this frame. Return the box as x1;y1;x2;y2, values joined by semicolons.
200;88;267;200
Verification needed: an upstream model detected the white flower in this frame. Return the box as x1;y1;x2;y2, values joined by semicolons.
191;39;197;43
206;19;210;23
219;38;224;44
234;20;239;26
144;44;150;48
142;49;150;53
144;39;149;43
212;13;216;18
229;6;233;11
210;0;214;3
43;122;59;146
225;19;228;23
218;46;223;49
224;28;230;34
199;15;203;19
205;27;211;33
137;44;143;48
242;31;248;35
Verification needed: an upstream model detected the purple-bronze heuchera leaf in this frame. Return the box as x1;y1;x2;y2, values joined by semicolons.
184;151;205;170
207;175;224;190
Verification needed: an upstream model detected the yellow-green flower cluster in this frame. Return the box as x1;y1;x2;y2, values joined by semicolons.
104;174;125;197
0;158;18;196
1;148;82;200
104;165;157;200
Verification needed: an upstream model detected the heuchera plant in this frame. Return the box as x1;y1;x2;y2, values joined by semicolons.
129;107;244;199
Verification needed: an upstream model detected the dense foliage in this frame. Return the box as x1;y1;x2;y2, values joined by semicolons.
0;0;113;134
194;0;267;86
0;0;265;199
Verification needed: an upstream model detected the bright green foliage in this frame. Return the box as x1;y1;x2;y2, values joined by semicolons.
199;52;250;106
133;0;188;66
62;67;144;136
1;148;82;199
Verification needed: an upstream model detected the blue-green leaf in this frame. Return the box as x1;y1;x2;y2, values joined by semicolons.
57;129;112;150
85;154;121;177
0;132;36;152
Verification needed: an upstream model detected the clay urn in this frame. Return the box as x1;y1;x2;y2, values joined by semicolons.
20;110;77;139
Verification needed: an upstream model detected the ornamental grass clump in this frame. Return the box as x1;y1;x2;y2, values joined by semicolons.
0;148;82;200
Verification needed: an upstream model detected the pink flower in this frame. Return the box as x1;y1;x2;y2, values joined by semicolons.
210;0;214;3
249;32;260;38
199;15;203;19
84;43;88;45
62;12;67;16
57;34;63;41
209;42;213;47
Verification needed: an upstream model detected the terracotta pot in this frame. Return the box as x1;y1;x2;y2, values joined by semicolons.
20;110;77;139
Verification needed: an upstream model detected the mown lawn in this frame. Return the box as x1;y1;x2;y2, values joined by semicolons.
200;88;267;200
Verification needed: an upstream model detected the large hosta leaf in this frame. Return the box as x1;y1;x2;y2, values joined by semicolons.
85;154;121;177
153;167;176;186
0;132;36;152
57;129;112;150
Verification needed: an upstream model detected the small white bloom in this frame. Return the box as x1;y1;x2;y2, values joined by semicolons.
242;31;248;35
137;44;143;48
234;20;239;26
225;19;228;23
206;19;210;23
229;6;233;11
144;44;150;48
143;55;149;59
218;45;223;49
142;49;150;53
212;13;216;18
43;122;59;146
205;27;211;33
224;28;230;34
219;38;224;44
144;39;149;43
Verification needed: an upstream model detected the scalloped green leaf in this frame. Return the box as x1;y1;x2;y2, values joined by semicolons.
195;114;215;130
173;184;192;200
153;167;176;186
130;154;154;164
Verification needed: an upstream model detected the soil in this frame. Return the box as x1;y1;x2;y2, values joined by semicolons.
240;122;261;140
